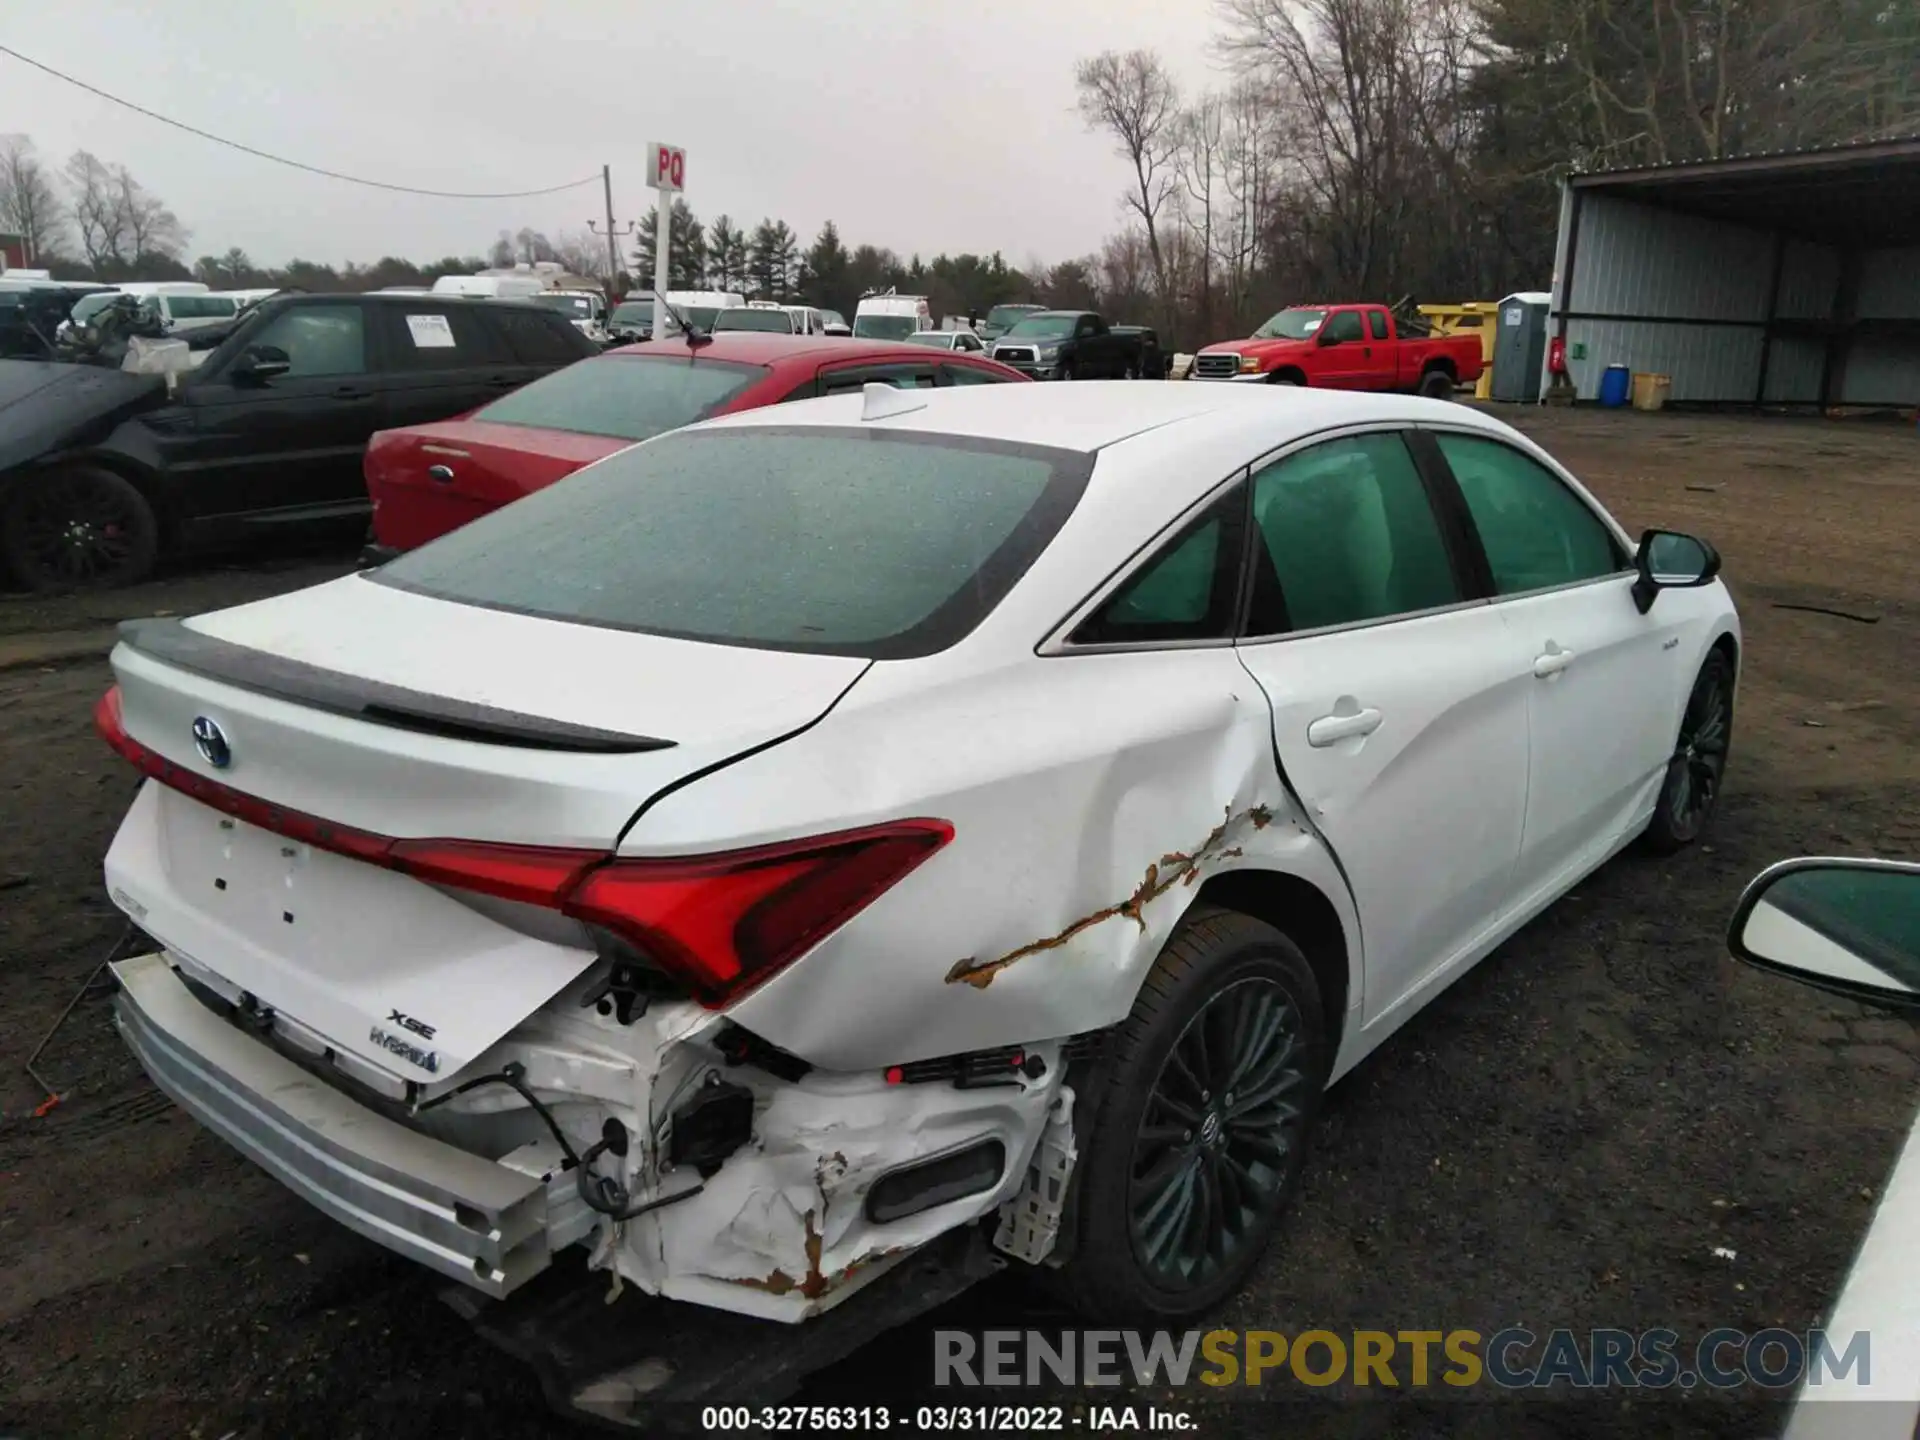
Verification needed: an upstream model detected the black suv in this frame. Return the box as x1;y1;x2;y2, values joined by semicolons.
0;292;598;590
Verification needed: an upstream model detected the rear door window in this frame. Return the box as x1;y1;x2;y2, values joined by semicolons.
486;306;592;364
379;305;511;371
373;427;1094;658
472;355;766;440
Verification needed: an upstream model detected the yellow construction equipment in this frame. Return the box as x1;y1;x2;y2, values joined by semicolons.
1416;303;1498;400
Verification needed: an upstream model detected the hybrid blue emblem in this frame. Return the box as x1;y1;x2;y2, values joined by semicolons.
191;715;231;769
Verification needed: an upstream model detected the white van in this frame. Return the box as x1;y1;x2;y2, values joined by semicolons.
430;274;547;301
528;288;610;343
64;283;238;335
661;289;746;334
781;305;834;336
852;290;932;341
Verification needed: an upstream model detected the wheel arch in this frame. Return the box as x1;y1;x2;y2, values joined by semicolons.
3;447;178;539
1422;355;1459;380
1187;865;1354;1057
1267;366;1308;386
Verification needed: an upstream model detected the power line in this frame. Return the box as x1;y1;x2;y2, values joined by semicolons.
0;42;600;199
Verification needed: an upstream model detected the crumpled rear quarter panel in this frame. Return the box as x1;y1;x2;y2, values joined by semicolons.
631;648;1359;1071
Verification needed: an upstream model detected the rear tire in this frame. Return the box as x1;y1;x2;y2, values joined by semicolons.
1640;649;1735;854
1417;368;1456;400
1;465;159;592
1051;907;1328;1321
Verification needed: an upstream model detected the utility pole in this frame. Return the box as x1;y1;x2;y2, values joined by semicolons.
588;164;635;296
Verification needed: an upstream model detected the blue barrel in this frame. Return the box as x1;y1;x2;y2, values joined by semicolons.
1598;364;1631;408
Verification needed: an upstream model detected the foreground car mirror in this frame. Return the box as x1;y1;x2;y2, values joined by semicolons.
1631;528;1720;613
233;344;292;384
1728;858;1920;1011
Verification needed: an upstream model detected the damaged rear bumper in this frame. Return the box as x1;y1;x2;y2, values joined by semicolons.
112;951;575;1298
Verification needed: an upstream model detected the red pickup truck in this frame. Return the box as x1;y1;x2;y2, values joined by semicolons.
1190;304;1483;397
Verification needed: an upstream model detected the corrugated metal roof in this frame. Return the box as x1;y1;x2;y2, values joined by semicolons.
1568;136;1920;247
1569;133;1920;182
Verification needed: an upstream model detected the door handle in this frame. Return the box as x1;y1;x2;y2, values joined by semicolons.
426;465;455;483
1533;644;1576;678
484;374;519;388
1307;706;1383;747
330;385;371;400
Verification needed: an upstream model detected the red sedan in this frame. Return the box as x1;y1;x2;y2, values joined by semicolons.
361;333;1029;557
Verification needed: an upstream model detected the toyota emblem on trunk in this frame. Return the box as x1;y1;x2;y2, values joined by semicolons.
191;716;231;769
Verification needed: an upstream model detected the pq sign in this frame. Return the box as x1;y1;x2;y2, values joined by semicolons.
647;143;686;193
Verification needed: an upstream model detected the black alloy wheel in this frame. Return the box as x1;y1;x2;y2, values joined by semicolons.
1643;649;1735;853
1128;976;1311;1288
2;467;159;591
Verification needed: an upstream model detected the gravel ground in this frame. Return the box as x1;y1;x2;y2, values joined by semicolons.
0;405;1915;1439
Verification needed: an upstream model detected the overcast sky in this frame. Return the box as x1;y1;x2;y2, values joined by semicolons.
5;0;1226;271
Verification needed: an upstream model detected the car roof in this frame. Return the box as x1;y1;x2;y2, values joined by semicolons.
701;376;1515;456
598;332;1014;368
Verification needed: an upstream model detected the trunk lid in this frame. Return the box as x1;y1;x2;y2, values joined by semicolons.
365;419;629;550
103;574;867;1081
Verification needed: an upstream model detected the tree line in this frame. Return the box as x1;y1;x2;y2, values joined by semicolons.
1069;0;1918;350
0;130;1084;326
8;1;1913;350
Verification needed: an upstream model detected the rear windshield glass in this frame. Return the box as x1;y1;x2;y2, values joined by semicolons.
852;314;917;341
373;427;1094;658
471;355;765;442
712;308;794;333
1005;314;1078;340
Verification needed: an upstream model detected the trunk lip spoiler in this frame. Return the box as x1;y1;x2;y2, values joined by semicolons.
116;616;676;755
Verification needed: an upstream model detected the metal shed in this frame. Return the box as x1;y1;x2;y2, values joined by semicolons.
1546;136;1920;408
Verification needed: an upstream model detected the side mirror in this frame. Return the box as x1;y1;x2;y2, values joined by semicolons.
1729;858;1920;1012
1631;528;1720;614
1316;327;1340;347
233;344;292;384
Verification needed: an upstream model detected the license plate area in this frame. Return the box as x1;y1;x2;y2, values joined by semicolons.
159;794;337;959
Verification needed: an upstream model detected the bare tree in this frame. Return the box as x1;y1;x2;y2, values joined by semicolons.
0;135;68;264
115;165;186;262
64;152;130;270
1217;79;1282;322
1075;50;1183;310
1176;95;1226;338
552;228;612;283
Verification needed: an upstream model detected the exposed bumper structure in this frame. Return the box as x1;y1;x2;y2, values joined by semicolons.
112;951;567;1298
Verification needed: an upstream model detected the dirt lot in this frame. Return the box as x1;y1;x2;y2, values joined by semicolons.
1;406;1916;1438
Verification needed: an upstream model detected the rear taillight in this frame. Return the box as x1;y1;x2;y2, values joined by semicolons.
95;685;951;1007
561;823;952;1006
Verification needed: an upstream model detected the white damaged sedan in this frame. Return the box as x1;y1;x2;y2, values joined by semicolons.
97;380;1739;1331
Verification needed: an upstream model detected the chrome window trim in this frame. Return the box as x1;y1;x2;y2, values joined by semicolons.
1236;595;1493;649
